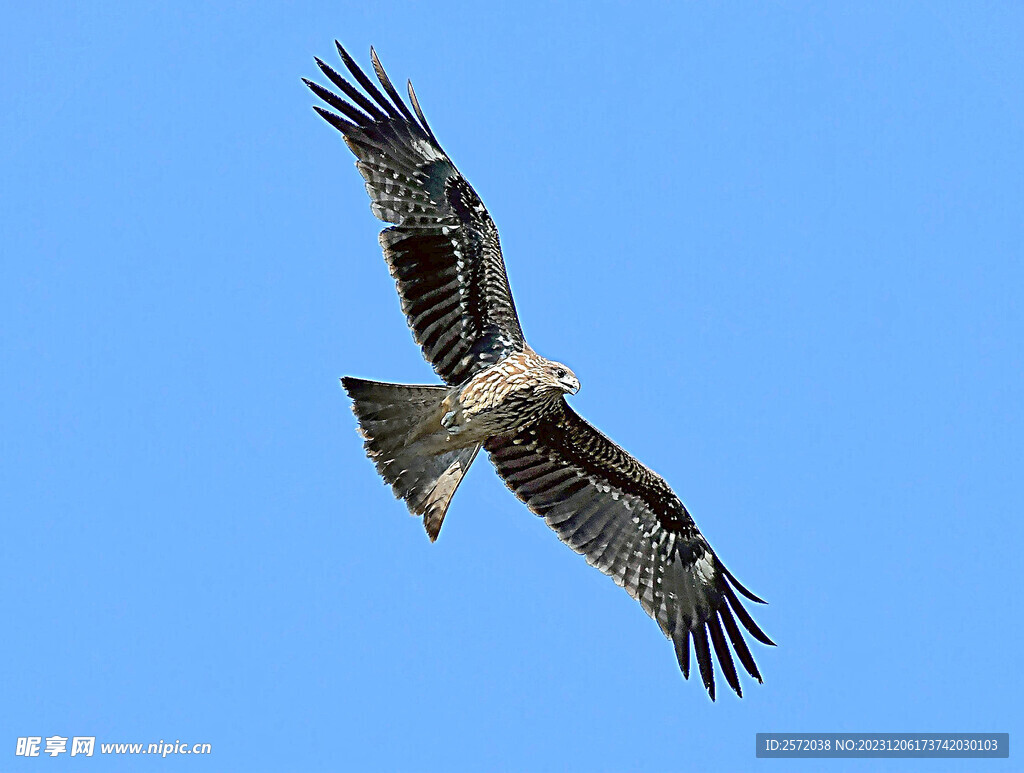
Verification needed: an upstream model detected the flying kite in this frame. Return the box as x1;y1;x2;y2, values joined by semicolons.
305;43;774;700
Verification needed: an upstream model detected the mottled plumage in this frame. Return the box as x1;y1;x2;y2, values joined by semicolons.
307;42;774;700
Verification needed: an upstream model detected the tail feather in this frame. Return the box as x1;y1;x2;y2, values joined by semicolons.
341;376;479;540
404;445;480;540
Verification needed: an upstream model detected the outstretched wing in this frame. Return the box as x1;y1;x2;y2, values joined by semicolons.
485;403;774;700
305;43;526;386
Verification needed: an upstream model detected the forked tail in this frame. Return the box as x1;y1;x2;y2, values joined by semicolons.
341;376;480;540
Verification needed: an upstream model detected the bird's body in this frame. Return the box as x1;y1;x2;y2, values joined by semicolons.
307;42;774;700
447;348;579;440
341;347;576;539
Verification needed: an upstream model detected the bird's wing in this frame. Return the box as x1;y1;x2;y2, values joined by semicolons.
485;402;774;700
305;43;526;386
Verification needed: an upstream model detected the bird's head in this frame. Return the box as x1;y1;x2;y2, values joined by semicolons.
546;361;580;395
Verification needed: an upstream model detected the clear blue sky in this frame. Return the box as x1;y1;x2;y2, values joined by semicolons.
2;3;1021;771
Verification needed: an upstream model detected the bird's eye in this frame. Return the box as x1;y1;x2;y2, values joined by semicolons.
556;368;567;379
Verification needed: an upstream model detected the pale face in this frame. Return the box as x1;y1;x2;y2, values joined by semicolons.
548;361;580;395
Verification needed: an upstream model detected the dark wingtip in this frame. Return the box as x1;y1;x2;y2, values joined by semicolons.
721;564;768;604
692;625;716;701
313;56;344;86
407;78;440;145
723;583;776;647
674;629;691;680
335;39;353;64
312;105;357;136
369;46;418;124
708;613;742;698
718;603;764;682
329;41;402;122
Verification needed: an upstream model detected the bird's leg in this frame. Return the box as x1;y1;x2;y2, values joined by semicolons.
441;409;462;434
438;394;468;437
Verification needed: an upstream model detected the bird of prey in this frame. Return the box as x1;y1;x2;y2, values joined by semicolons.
305;42;774;700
